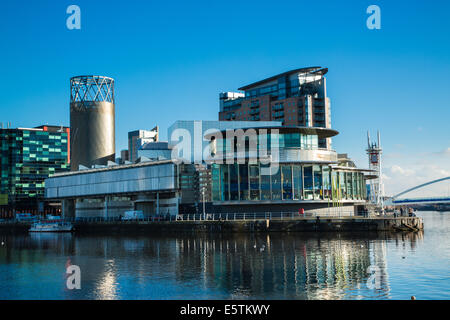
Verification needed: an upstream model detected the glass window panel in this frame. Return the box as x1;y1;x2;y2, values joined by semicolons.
312;135;318;149
249;164;260;200
303;165;313;200
360;173;366;199
293;165;302;200
355;172;360;200
239;164;249;201
313;165;322;199
281;165;293;200
221;164;229;201
291;133;300;147
271;166;282;200
229;164;239;200
339;171;346;199
278;134;284;149
212;164;221;201
260;164;271;200
346;172;352;200
258;133;269;155
323;166;331;199
331;171;338;200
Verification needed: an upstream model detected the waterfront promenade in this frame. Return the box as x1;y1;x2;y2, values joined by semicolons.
0;214;423;233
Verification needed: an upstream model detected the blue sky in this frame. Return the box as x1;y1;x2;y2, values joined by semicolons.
1;0;449;195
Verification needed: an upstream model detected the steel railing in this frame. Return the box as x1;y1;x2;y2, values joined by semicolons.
175;212;305;221
67;215;177;223
20;212;306;223
0;211;387;224
60;213;305;223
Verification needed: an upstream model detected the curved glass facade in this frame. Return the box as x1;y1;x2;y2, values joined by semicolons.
211;163;366;202
216;132;320;154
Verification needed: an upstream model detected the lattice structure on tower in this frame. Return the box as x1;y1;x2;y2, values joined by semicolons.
366;131;384;211
70;76;114;104
69;75;115;171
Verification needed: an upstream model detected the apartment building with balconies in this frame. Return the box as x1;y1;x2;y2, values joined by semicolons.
219;67;332;148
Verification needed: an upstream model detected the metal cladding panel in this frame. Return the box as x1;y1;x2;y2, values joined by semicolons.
277;149;337;163
70;101;115;170
46;187;58;199
45;163;176;198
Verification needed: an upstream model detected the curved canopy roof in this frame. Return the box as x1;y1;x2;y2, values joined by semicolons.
238;67;328;91
204;126;339;139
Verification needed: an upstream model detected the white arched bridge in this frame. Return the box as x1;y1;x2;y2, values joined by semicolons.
386;176;450;205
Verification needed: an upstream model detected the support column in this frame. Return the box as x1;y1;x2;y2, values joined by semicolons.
156;192;160;215
62;199;75;220
104;196;109;219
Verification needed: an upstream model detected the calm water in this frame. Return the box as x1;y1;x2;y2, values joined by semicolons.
0;211;449;300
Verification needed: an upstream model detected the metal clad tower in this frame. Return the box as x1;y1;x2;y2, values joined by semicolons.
70;76;115;171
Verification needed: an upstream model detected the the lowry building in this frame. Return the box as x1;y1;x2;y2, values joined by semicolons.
205;125;369;216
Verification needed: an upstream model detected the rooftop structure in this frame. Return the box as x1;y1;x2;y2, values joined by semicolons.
118;149;129;164
128;126;159;163
168;120;282;164
237;66;328;91
138;141;172;161
70;75;115;171
219;67;332;148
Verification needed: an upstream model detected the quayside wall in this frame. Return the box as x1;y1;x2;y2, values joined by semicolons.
0;217;423;234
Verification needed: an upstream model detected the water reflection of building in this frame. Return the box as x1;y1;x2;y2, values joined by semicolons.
0;232;424;299
174;234;392;299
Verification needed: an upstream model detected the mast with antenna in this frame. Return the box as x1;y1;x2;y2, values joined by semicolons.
366;130;384;213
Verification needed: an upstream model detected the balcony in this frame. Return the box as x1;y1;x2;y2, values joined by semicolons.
223;98;243;108
272;111;284;119
314;121;325;127
313;99;325;106
272;104;284;111
314;115;325;121
225;113;236;120
314;108;325;114
250;100;260;108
